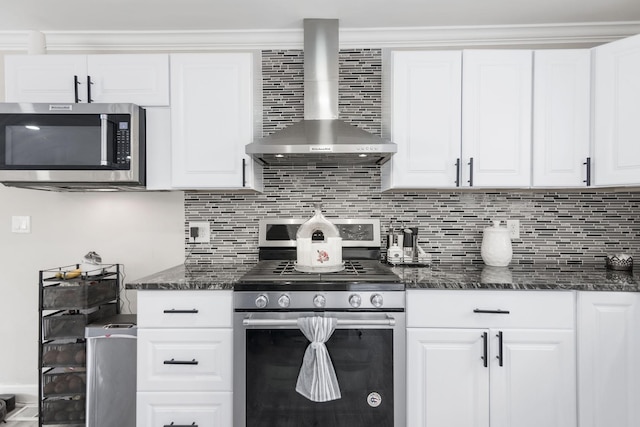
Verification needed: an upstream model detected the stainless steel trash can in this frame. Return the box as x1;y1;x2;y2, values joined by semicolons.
85;314;137;427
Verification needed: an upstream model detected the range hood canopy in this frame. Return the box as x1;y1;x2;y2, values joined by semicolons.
246;19;396;166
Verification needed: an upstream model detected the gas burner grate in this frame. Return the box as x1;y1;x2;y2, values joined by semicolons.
272;260;368;276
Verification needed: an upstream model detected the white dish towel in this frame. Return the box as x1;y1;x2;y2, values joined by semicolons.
295;316;342;402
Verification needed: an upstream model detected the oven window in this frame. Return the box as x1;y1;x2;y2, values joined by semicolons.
246;328;393;427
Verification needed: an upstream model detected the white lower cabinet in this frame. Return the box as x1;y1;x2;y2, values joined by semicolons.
406;290;576;427
137;392;232;427
577;291;640;427
137;290;233;427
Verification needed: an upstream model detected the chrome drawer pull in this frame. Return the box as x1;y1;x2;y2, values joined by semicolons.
163;309;199;314
164;423;198;427
473;308;510;314
163;358;199;365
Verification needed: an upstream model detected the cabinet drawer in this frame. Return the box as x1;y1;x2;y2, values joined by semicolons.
407;290;575;329
137;328;232;392
137;391;232;427
138;290;232;328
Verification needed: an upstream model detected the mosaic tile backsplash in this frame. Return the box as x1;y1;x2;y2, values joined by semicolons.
184;49;640;266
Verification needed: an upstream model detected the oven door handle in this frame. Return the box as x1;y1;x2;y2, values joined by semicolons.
242;316;396;327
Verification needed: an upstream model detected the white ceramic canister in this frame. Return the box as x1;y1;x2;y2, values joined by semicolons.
481;220;513;267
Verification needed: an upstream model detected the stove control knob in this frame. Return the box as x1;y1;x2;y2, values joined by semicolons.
349;294;362;308
370;293;384;308
255;294;269;309
313;294;326;308
278;294;291;308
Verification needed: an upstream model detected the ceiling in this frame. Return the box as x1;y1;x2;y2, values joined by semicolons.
2;0;640;32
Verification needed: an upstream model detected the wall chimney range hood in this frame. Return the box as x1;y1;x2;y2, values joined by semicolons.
246;19;397;166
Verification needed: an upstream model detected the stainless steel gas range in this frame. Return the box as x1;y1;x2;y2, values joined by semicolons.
234;218;406;427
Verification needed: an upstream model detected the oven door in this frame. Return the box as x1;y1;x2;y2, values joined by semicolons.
234;311;405;427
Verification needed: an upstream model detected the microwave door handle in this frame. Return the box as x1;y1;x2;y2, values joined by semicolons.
100;114;108;166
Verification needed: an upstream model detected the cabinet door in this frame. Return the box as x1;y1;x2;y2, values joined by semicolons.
462;50;532;187
532;50;591;187
592;34;640;186
406;328;489;427
4;55;87;103
578;292;640;427
170;53;258;189
137;391;232;427
490;329;576;427
87;54;169;106
382;51;462;189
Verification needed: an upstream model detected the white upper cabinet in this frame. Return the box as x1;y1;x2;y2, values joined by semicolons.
462;50;533;188
532;50;591;187
4;54;170;106
169;53;263;191
592;33;640;186
382;50;462;189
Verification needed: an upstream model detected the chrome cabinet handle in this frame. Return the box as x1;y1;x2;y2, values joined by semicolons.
468;157;474;186
473;308;510;314
163;358;198;365
164;423;197;427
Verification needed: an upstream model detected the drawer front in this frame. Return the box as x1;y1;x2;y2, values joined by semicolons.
137;328;232;391
138;290;232;328
137;391;232;427
407;290;575;329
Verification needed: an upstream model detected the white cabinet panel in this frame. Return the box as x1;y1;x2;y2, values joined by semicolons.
170;53;262;190
462;50;533;187
578;292;640;427
382;50;462;189
407;290;575;329
592;33;640;186
490;329;576;427
4;54;169;105
137;328;232;392
137;391;232;427
532;50;591;187
86;54;170;105
137;290;232;328
144;107;172;190
4;55;86;103
407;328;489;427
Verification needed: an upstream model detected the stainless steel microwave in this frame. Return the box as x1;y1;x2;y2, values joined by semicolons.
0;103;145;190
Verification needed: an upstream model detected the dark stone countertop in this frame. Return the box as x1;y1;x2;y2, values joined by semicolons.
395;263;640;292
126;262;639;292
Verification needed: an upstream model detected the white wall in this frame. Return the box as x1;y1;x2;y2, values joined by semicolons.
0;119;185;404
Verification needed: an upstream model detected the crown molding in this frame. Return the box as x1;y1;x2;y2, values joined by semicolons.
1;21;639;52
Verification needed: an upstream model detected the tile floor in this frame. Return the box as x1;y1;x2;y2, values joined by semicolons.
4;404;38;427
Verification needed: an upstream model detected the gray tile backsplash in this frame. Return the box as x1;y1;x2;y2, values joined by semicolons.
184;49;640;266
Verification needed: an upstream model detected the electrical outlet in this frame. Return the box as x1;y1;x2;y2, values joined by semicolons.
188;221;210;243
506;220;520;240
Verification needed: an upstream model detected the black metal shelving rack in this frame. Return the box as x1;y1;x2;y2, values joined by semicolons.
38;264;121;427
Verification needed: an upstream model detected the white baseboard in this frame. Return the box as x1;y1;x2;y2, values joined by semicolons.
0;384;38;404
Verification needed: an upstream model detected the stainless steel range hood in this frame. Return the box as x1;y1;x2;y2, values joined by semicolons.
246;19;397;166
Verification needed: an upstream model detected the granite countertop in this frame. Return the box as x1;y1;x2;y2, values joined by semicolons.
126;262;639;292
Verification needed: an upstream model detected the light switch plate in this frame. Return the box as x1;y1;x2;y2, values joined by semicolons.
11;216;31;233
